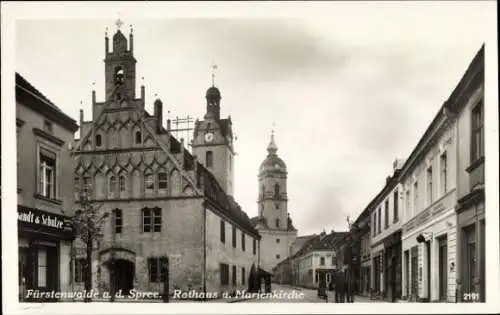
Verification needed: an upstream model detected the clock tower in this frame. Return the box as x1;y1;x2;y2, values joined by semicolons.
192;84;235;196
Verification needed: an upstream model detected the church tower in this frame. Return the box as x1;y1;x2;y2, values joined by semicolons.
104;22;137;104
257;131;289;229
191;71;235;196
252;130;297;272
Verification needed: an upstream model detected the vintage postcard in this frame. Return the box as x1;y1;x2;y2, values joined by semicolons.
1;1;498;314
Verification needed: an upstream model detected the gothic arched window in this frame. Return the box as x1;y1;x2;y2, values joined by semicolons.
119;175;126;192
144;171;154;193
206;151;213;168
95;134;102;147
135;131;141;144
109;176;117;198
274;183;280;198
158;172;168;190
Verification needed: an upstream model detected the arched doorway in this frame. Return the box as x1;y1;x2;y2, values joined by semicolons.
110;259;135;295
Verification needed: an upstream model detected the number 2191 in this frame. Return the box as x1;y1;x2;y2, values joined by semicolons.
463;292;480;302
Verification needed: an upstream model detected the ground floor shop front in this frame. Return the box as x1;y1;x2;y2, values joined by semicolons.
401;207;458;302
18;205;74;302
370;230;402;300
456;190;485;302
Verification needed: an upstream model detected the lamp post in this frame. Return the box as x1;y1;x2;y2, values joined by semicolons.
73;184;109;302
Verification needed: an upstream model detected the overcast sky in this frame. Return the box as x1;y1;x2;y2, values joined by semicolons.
12;2;492;235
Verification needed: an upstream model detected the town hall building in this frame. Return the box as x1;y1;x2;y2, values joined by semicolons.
71;23;260;299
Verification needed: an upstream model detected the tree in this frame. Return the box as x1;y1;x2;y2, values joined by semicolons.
72;187;109;302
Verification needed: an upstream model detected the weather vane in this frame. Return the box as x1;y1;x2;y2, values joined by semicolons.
211;64;218;87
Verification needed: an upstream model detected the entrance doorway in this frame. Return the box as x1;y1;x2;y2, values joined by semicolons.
111;259;135;295
410;246;418;301
438;236;448;301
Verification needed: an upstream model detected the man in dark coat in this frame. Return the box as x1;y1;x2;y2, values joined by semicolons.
334;269;346;303
345;267;355;303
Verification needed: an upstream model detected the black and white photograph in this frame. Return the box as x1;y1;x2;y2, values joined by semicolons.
1;1;499;314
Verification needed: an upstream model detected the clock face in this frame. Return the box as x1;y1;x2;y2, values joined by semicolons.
204;132;214;143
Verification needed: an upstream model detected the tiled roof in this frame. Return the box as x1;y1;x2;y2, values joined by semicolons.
15;72;78;132
290;231;349;260
197;162;260;238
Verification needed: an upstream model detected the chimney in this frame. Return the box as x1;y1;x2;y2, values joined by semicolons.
393;158;406;171
79;109;84;127
154;99;163;133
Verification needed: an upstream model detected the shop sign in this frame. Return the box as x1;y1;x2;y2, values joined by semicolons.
18;206;73;235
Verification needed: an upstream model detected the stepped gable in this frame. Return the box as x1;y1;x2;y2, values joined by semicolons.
197;162;260;238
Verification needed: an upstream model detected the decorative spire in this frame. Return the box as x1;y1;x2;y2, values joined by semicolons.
211;64;218;87
267;123;278;155
115;18;124;30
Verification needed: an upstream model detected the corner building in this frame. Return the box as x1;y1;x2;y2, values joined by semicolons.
72;26;260;298
16;73;79;301
251;134;297;272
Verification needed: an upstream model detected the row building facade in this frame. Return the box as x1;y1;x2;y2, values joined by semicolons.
16;73;79;301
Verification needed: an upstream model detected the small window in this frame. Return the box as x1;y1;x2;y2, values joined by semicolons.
241;233;246;251
232;265;237;285
158;172;168;190
427;167;433;204
43;120;53;134
39;149;56;199
119;176;126;192
144;172;154;192
320;257;325;266
253;239;256;255
220;220;226;243
384;199;389;229
241;267;246;285
276;238;280;243
74;258;87;283
95;134;102;147
113;209;123;234
232;226;237;248
142;207;161;232
220;263;229;286
135;131;142;144
440;152;448;195
275;218;280;228
276;254;280;259
109;176;117;198
206;151;213;168
274;183;280;198
148;257;167;283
